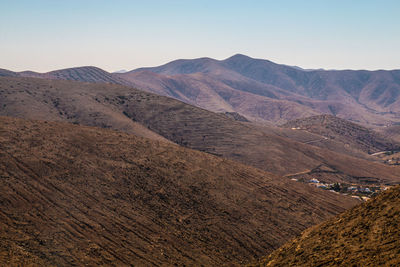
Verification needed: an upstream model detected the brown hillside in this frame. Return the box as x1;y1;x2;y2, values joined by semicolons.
282;114;400;154
0;116;359;266
1;77;399;185
381;125;400;143
253;185;400;267
0;77;168;143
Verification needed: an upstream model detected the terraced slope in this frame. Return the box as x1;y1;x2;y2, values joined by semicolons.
0;116;359;266
1;77;399;184
254;185;400;266
10;66;125;84
381;125;400;143
282;114;400;154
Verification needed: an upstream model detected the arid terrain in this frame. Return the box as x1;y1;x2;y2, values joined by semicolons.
282;114;399;154
0;116;360;266
2;0;400;264
253;185;400;266
1;55;400;266
3;54;400;126
1;77;399;186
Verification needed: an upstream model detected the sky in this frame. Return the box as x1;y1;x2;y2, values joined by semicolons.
1;0;400;72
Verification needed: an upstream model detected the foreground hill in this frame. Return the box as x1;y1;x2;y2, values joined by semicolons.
1;77;399;185
282;114;399;154
254;185;400;266
0;116;359;266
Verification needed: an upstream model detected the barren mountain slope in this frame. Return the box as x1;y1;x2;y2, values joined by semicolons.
118;89;400;184
121;54;400;126
282;114;400;154
19;66;126;84
3;54;400;125
380;125;400;143
0;77;168;142
1;77;399;185
116;70;318;124
0;116;359;266
250;123;374;160
253;185;400;267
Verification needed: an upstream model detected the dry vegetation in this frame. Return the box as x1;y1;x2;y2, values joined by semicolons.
253;186;400;266
0;116;360;266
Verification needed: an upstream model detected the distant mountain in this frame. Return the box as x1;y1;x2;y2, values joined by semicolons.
0;69;18;77
117;54;400;126
0;116;359;265
282;114;400;154
254;185;400;266
1;77;399;185
5;66;125;84
3;55;400;126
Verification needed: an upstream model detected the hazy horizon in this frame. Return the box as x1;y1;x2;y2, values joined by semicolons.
1;0;400;72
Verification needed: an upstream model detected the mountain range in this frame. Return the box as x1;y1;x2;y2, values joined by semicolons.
2;54;400;126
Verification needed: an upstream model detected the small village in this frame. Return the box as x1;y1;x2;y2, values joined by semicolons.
291;177;393;201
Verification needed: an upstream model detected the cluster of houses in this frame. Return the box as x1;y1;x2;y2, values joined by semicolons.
305;178;391;201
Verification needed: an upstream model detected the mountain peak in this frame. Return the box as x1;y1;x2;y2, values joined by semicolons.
226;53;252;61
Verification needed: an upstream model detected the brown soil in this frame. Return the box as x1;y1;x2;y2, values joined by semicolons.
0;116;359;266
253;185;400;266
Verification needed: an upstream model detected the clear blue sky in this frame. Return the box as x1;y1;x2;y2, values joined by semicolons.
1;0;399;72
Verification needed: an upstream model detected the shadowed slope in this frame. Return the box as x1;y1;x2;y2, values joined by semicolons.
0;116;359;266
254;186;400;267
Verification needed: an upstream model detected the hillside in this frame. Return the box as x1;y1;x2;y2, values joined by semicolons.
1;77;399;185
282;114;400;154
380;125;400;143
0;77;168;142
254;185;400;266
0;116;359;266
